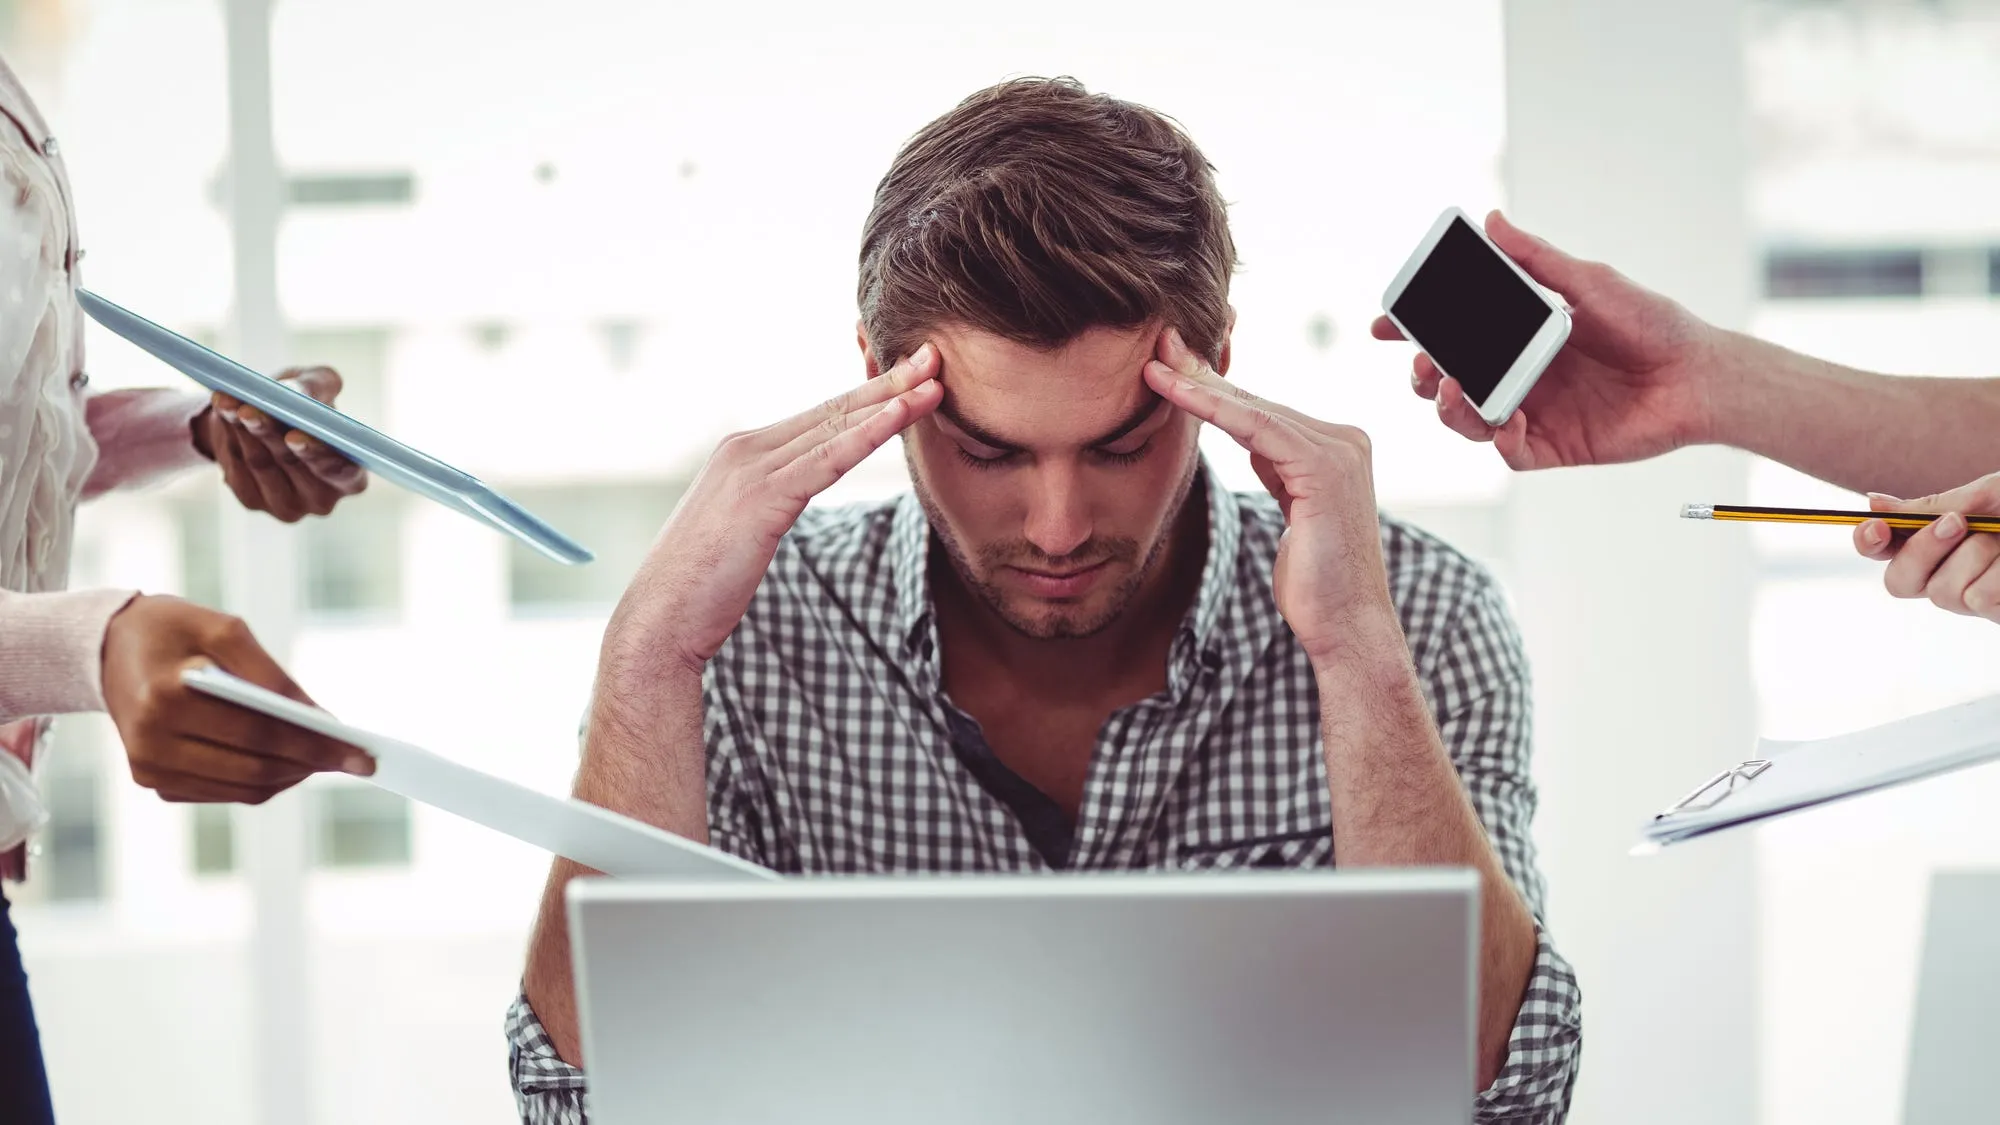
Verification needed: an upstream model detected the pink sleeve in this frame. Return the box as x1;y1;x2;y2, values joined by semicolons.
0;587;137;723
81;387;211;499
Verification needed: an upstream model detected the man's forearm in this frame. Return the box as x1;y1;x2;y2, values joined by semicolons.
1708;332;2000;498
1314;609;1538;1093
520;653;710;1067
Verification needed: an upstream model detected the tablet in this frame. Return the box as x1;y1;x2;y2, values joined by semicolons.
180;665;774;881
80;289;593;565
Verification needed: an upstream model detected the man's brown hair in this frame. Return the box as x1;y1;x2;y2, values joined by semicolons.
858;77;1237;371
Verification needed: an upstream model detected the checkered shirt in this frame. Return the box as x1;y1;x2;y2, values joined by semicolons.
505;463;1582;1123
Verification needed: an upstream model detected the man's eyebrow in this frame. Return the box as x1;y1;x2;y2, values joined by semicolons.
936;392;1168;452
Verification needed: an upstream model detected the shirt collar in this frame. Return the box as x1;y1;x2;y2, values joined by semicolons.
889;457;1246;697
890;492;935;663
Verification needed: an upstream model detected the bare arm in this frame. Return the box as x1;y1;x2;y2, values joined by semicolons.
1314;614;1537;1090
1710;333;2000;499
519;653;709;1067
509;343;943;1095
1145;327;1562;1106
1377;210;2000;499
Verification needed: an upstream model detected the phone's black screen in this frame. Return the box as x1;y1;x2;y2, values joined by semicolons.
1389;217;1553;405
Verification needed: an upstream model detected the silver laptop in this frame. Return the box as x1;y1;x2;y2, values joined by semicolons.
568;869;1478;1125
1903;869;2000;1125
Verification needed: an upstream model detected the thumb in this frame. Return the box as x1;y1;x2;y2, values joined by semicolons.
1872;473;2000;516
281;365;343;406
194;615;317;709
1486;210;1591;299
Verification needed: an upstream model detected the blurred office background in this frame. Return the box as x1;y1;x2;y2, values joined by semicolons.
4;0;1999;1121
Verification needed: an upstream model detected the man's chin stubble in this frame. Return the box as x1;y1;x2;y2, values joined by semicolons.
909;445;1202;642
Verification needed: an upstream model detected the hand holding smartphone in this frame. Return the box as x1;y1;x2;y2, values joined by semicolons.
1380;208;1572;426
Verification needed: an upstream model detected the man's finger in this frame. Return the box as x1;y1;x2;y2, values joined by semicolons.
1370;316;1406;342
1882;512;1969;599
1963;561;2000;622
770;382;942;500
1144;358;1321;469
1412;354;1443;400
766;386;942;468
1492;409;1536;470
1922;533;2000;615
1854;518;1899;561
1435;378;1499;443
758;344;939;453
1158;327;1340;436
1250;453;1291;518
1871;475;2000;518
1484;210;1589;299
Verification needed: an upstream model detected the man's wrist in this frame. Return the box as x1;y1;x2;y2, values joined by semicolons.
1303;598;1412;683
1697;328;1796;453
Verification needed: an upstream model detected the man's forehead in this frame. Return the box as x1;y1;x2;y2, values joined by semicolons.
936;384;1166;450
930;323;1163;442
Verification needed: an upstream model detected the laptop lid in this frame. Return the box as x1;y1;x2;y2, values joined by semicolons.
568;869;1478;1125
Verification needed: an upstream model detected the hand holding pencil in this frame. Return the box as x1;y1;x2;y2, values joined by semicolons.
1854;472;2000;623
1685;472;2000;625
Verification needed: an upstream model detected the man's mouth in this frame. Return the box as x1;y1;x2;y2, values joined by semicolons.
1004;560;1111;598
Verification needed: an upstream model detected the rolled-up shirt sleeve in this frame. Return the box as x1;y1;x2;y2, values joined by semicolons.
506;672;782;1124
1428;572;1583;1123
506;991;589;1125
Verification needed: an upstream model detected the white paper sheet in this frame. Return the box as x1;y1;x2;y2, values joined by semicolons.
182;666;776;881
1641;692;2000;848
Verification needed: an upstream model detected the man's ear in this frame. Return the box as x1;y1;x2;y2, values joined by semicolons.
1215;306;1238;377
856;320;883;380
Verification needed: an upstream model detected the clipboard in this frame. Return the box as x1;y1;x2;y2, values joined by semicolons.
79;289;594;566
180;665;774;882
1639;692;2000;850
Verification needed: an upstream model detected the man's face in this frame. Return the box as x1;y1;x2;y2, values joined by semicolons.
880;322;1210;640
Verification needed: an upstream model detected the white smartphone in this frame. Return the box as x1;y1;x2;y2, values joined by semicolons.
1380;207;1572;426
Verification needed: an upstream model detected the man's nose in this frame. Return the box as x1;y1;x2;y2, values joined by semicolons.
1022;462;1092;560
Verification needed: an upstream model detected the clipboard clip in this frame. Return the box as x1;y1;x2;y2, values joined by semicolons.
1653;759;1772;820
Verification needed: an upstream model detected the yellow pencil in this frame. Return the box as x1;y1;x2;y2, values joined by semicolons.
1681;503;2000;535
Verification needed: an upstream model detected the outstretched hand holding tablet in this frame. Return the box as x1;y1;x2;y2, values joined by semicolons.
80;290;594;565
189;364;369;522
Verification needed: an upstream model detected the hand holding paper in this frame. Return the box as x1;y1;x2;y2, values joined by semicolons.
180;665;774;881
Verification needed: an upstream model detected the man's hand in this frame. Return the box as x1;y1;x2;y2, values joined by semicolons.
194;366;368;522
1145;327;1395;665
520;344;942;1071
1856;473;2000;624
101;594;372;803
1370;210;1726;471
604;344;943;675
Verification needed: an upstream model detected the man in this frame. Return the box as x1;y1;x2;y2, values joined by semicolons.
508;78;1582;1124
1374;211;2000;623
